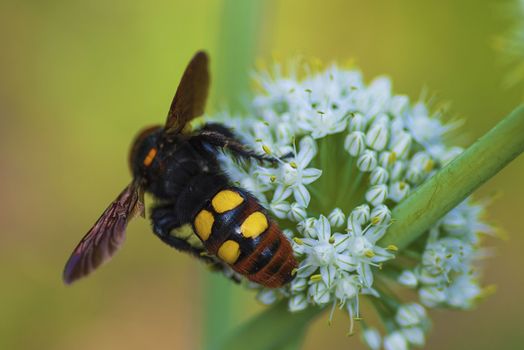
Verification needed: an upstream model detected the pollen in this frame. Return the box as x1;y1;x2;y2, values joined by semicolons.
388;151;397;164
370;216;381;225
211;190;244;213
364;250;375;258
424;159;435;172
143;147;157;166
194;210;214;241
386;244;399;252
217;240;241;264
293;237;304;245
240;211;268;238
309;274;322;282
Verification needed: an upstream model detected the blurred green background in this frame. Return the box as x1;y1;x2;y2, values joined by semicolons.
1;0;523;349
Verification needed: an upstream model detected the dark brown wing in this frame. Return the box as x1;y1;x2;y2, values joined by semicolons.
164;51;210;135
63;183;144;284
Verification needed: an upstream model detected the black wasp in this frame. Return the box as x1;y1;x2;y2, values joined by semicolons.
63;51;297;288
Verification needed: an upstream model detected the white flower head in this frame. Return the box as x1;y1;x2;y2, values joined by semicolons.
210;60;493;347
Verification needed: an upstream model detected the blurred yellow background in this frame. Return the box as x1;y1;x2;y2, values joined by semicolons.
1;0;523;349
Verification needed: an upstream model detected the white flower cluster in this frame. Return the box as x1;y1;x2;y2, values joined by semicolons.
363;302;430;350
211;62;493;348
397;199;494;310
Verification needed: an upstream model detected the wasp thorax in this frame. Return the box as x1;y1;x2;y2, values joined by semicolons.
129;125;163;177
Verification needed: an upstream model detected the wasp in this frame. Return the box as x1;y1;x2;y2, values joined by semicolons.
63;51;297;288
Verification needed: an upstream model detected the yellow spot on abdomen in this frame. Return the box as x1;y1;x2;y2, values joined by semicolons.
217;240;240;264
194;210;214;241
143;148;157;166
211;190;244;213
240;211;268;238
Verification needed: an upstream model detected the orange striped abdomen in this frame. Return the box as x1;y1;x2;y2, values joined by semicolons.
192;187;297;288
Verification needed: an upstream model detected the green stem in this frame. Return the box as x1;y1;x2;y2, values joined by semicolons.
215;0;264;113
379;104;524;249
217;301;323;350
204;1;264;349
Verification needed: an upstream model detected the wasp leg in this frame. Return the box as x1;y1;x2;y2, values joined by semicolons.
150;204;241;283
195;123;278;164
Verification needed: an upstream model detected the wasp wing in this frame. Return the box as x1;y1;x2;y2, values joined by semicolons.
63;183;144;284
164;51;210;135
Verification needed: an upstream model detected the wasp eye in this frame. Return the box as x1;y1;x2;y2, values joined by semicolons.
128;124;162;174
143;148;158;166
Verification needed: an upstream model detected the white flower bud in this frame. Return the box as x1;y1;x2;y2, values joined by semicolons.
282;229;294;239
419;286;446;307
345;131;366;156
257;289;278;305
442;209;467;235
289;294;308;312
349;112;366;131
402;327;425;347
378;150;397;168
357;150;378;172
366;122;389;151
349;204;370;226
370;166;389;185
389;181;410;202
270;201;290;219
297;217;317;238
366;184;388;206
308;281;331;305
410;151;431;170
362;328;381;350
389;95;409;117
417;266;443;285
390;117;405;136
396;303;427;327
384;331;408;350
288;202;307;222
391;132;412;159
398;270;418;288
370;204;391;225
328;208;345;228
446;274;482;309
389;161;405;181
373;113;390;126
405;167;424;185
290;277;307;293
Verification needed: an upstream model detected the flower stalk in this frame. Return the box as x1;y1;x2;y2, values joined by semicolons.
379;104;524;249
204;1;264;349
217;301;323;350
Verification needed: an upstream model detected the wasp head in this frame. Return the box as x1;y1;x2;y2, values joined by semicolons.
129;125;164;182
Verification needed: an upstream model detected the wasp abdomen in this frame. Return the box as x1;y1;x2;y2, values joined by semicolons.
192;188;297;288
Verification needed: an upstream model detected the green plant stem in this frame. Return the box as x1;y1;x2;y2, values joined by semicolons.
204;1;264;350
379;104;524;249
217;301;323;350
